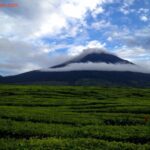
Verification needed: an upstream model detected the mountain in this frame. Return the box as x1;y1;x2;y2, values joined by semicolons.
0;49;150;87
0;70;150;87
51;50;133;68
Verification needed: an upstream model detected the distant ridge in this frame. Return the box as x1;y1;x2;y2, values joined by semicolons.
0;70;150;87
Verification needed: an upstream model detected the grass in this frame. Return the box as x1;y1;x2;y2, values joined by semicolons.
0;85;150;149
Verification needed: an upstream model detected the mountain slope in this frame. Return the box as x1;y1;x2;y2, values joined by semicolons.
0;70;150;87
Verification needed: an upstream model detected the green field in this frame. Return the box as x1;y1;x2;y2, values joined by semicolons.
0;85;150;150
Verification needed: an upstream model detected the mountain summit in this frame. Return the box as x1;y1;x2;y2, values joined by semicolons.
51;48;133;68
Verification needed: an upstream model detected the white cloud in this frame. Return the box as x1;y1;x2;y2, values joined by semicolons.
105;26;130;41
123;0;135;6
114;46;150;71
109;26;150;69
114;46;150;73
107;36;113;42
120;6;130;15
68;40;106;56
87;40;106;48
138;8;149;14
92;6;105;18
41;62;150;73
119;0;136;15
91;20;111;30
140;15;148;22
0;0;108;40
115;46;146;59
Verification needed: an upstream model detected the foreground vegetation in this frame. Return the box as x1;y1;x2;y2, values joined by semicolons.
0;85;149;150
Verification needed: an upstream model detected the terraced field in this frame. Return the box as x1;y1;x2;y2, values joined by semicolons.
0;85;150;150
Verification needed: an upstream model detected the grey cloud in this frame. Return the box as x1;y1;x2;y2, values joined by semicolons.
123;30;150;50
0;37;73;76
0;38;52;75
103;16;150;51
0;0;55;19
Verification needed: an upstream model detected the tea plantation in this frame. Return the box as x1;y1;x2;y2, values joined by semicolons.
0;85;150;150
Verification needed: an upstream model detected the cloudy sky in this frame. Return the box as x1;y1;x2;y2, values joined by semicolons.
0;0;150;75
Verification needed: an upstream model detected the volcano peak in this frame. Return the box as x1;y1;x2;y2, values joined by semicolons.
51;48;133;68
